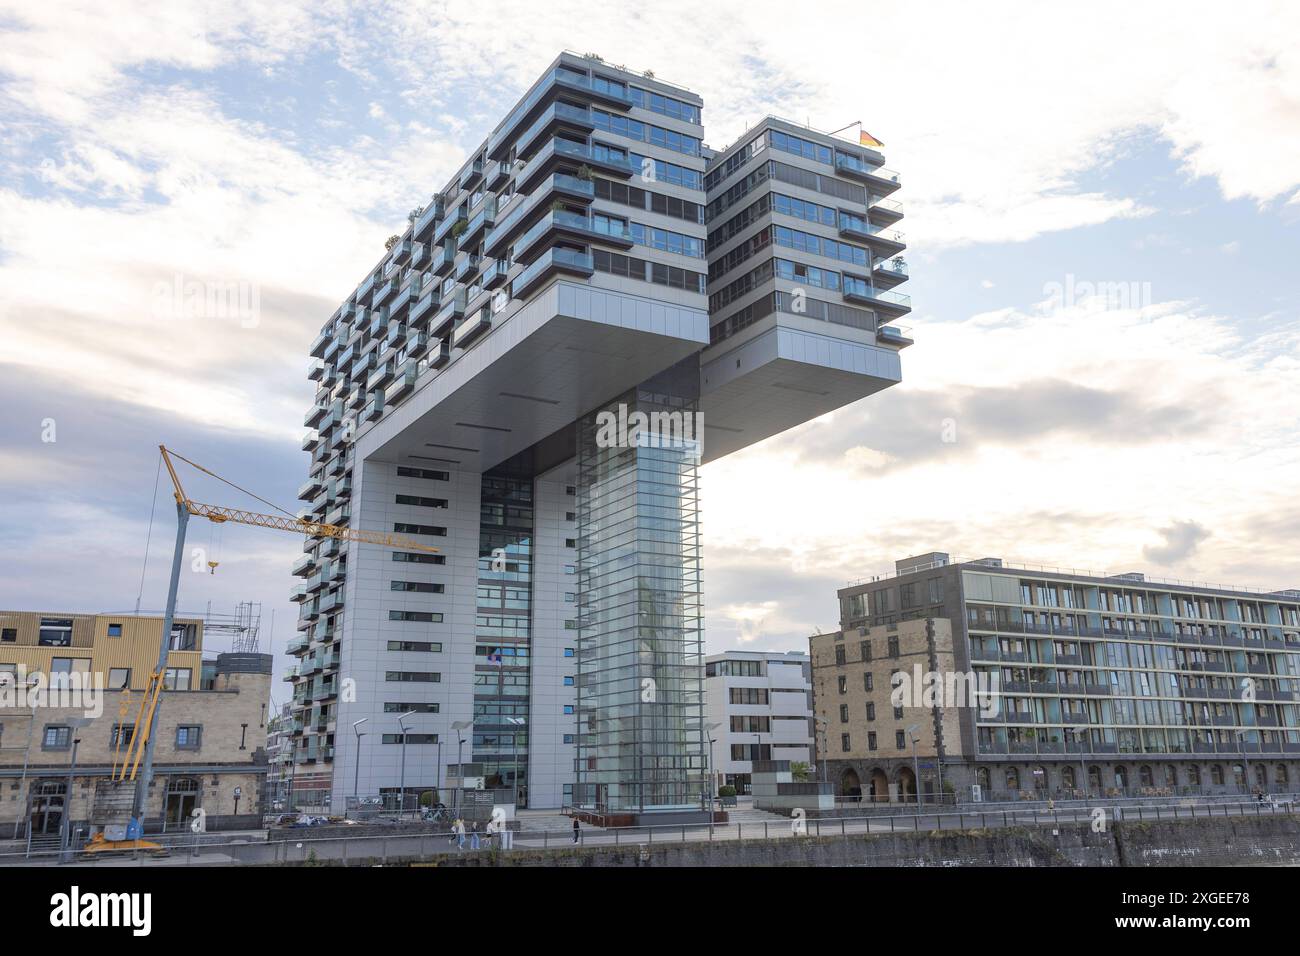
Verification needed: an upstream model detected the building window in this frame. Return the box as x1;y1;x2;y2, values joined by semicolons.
382;733;439;744
107;623;123;638
563;734;575;744
864;673;873;691
840;733;851;752
839;704;849;723
0;628;15;643
110;724;135;747
108;668;130;689
385;671;441;683
866;702;875;721
563;705;574;715
386;640;443;653
384;702;439;713
893;705;903;720
887;636;900;658
391;581;445;593
565;538;576;549
163;668;192;691
834;645;846;665
38;618;73;647
168;624;196;651
42;726;72;750
860;641;871;662
175;725;202;750
564;647;575;657
389;611;444;623
895;730;906;750
837;675;847;694
868;731;877;751
563;676;574;686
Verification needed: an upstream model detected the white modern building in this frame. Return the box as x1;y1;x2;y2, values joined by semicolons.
705;650;814;794
287;52;908;821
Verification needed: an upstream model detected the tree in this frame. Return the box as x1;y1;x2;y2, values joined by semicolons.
791;761;812;782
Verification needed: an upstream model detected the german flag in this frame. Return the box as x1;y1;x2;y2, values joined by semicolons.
859;129;884;148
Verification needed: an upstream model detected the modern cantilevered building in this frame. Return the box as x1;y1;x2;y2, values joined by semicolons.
288;52;909;821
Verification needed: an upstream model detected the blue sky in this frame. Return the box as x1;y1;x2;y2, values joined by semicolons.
1;1;1297;697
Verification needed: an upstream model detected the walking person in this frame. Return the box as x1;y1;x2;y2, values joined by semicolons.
455;817;466;850
571;817;581;845
470;821;480;850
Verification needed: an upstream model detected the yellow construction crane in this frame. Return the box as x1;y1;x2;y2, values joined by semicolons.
82;444;439;855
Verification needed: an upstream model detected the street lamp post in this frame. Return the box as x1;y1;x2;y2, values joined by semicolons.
704;722;721;807
813;716;828;785
351;718;368;813
11;674;40;842
397;711;417;818
505;716;525;809
61;716;92;862
1236;730;1252;796
450;719;473;815
906;723;921;806
1071;725;1089;799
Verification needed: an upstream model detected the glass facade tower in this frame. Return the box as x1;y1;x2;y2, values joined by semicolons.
574;359;707;813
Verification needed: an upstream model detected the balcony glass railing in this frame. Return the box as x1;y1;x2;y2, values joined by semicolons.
512;248;594;297
873;257;908;277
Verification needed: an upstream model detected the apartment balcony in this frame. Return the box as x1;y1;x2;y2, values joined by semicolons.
872;256;909;289
481;258;510;289
319;590;344;615
386;363;418;401
409;289;437;328
844;283;911;318
868;195;904;224
432;289;467;337
346;386;366;411
388;283;413;322
350;353;377;383
367;358;396;392
363;393;385;423
511;247;595;299
484;172;596;256
335;342;356;371
325;504;351;526
309;330;332;359
487;159;511;190
459;157;484;191
516;101;594;159
301;431;320;453
835;155;902;195
383;320;407;350
289;585;307;605
327;453;348;478
291;552;317;577
460;198;497;249
433;211;468;248
307;358;325;382
431;243;456;276
428;337;452;369
875;324;913;349
406;331;429;359
297;477;322;502
518;138;633;193
304;404;328;428
286;634;309;656
413;197;444;241
454;252;481;284
367;309;386;339
516;209;632;264
410;241;426;268
355;272;377;303
488;65;632;161
321;335;340;362
452;307;492;349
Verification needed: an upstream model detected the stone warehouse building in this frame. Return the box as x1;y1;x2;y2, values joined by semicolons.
0;610;272;837
811;553;1300;802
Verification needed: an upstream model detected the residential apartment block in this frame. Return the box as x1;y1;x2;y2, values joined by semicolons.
704;650;813;794
0;611;271;839
817;553;1300;802
291;52;908;821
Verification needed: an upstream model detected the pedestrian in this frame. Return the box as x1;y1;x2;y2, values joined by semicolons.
455;817;466;850
572;817;580;845
470;821;480;850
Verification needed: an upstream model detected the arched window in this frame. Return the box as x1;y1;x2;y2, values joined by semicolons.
1277;764;1289;786
1188;764;1201;786
1254;764;1267;789
1164;765;1177;788
1114;766;1128;789
1210;764;1224;785
1032;765;1048;792
1005;767;1019;791
1139;765;1154;788
1232;764;1246;790
976;767;991;792
1061;766;1076;790
1088;765;1102;791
